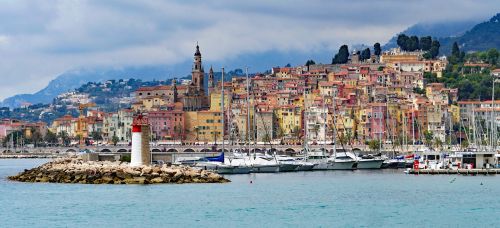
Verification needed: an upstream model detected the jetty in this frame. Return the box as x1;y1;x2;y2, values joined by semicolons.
8;158;230;184
407;169;500;175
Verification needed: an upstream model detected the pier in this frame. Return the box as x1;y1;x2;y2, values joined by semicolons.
407;169;500;175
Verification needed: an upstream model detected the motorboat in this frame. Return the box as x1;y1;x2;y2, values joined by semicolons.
328;152;357;170
306;149;335;170
356;153;384;169
250;154;280;173
275;155;302;172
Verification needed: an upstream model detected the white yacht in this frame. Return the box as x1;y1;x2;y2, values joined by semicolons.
306;149;335;170
249;154;280;173
220;153;252;174
329;151;357;170
355;153;384;169
275;155;303;172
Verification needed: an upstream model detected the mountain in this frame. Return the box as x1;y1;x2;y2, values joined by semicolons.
383;19;479;50
1;48;332;108
439;13;500;54
0;65;175;108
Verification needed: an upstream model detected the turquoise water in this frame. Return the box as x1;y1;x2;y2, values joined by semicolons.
1;159;499;227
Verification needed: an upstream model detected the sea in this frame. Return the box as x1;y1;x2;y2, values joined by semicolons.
1;159;499;227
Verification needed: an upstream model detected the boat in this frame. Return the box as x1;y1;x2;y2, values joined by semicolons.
293;157;316;171
216;164;252;174
356;154;384;169
329;151;357;170
250;154;280;173
381;158;400;169
275;155;302;172
306;149;335;170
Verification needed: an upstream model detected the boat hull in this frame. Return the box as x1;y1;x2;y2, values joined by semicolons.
252;165;280;173
217;166;252;174
279;164;300;172
330;161;357;170
357;159;384;169
311;162;332;170
296;164;315;171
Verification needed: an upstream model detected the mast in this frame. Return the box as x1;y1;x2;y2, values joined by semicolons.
378;104;382;153
246;67;250;154
323;95;327;150
333;97;337;157
303;87;309;159
412;109;415;151
221;67;225;154
491;78;496;152
472;108;476;149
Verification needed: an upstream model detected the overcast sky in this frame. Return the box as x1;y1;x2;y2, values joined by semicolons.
0;0;498;100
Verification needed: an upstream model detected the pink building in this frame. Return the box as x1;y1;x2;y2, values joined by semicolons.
370;104;386;140
148;110;185;140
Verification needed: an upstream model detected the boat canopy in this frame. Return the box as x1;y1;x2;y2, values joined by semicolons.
205;153;224;162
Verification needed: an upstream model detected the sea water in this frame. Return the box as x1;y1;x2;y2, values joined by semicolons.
1;159;499;227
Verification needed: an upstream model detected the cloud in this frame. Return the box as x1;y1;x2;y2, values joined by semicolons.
0;0;498;100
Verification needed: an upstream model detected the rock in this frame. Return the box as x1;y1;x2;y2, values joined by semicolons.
124;177;146;184
150;177;164;184
8;158;230;185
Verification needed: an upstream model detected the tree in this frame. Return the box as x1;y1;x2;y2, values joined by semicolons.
434;138;443;150
305;59;316;67
426;40;441;59
408;36;419;51
31;130;43;147
332;45;349;64
361;48;371;61
397;34;409;51
368;140;381;151
451;42;460;58
487;48;499;65
44;130;58;144
112;135;119;146
374;43;381;56
420;36;432;51
424;130;434;148
2;131;23;147
431;40;440;57
58;131;71;146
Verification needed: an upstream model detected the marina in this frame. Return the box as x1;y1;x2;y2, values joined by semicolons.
1;158;499;227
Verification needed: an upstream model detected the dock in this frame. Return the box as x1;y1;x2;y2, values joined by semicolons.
407;169;500;175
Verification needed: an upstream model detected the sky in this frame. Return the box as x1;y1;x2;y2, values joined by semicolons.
0;0;498;100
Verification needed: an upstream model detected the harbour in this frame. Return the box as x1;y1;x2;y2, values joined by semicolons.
1;159;499;227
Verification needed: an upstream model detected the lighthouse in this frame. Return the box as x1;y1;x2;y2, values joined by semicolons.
130;114;150;166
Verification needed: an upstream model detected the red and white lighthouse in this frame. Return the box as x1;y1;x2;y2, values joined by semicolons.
130;114;150;166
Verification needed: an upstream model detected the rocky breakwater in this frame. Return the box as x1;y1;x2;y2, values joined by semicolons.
8;158;230;184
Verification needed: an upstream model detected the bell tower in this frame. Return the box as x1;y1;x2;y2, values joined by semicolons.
208;66;214;95
192;43;204;93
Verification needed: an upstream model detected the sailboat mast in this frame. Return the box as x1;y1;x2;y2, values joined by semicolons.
323;95;327;149
333;97;337;157
412;109;415;150
491;78;496;152
472;108;476;148
221;67;225;154
246;67;250;153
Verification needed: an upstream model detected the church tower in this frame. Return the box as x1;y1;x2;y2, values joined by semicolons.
208;66;214;95
192;44;204;93
172;78;178;103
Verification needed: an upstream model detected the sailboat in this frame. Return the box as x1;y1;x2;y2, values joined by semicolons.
328;98;357;170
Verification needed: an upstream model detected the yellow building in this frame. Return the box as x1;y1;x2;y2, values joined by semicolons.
210;91;231;112
185;111;223;143
275;105;302;136
449;105;460;124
